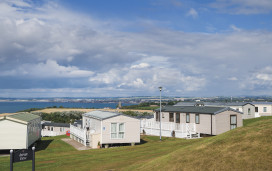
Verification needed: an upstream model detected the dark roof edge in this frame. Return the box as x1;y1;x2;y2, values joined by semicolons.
42;122;70;127
155;106;243;115
214;107;243;114
242;102;254;106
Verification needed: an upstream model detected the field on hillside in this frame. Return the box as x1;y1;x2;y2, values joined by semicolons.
0;117;271;171
33;108;154;114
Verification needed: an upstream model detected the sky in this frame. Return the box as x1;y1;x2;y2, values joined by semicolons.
1;0;272;98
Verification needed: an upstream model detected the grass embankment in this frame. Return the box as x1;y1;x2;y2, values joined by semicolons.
0;117;271;171
137;116;272;171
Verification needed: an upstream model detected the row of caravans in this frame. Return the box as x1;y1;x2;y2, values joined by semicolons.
2;102;269;150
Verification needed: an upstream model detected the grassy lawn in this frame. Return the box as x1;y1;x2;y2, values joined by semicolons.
0;116;271;171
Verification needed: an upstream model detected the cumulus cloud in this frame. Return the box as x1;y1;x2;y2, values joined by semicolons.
130;63;150;69
89;55;206;94
0;60;94;78
239;66;272;94
1;0;272;97
186;8;198;18
253;67;272;82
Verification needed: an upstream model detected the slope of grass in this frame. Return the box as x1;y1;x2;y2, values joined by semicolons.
0;117;271;171
0;135;201;171
134;116;272;170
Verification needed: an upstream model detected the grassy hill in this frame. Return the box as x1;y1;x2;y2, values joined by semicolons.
0;117;271;171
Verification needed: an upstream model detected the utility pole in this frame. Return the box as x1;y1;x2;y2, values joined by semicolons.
159;86;162;141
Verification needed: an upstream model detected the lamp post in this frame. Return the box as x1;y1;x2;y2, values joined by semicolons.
159;86;162;141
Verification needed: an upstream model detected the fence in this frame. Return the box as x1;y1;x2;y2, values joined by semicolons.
140;120;196;138
70;124;87;146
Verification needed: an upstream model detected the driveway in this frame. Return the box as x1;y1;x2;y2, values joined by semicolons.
62;138;92;150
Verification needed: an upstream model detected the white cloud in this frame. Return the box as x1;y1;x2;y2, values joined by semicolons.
230;25;241;32
130;63;150;69
255;67;272;81
133;78;144;88
239;66;272;92
90;56;206;93
1;0;272;96
0;60;94;78
186;8;198;18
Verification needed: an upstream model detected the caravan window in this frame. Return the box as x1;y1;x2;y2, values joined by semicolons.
195;114;200;124
230;115;237;130
176;113;180;123
156;112;160;121
169;113;174;122
186;113;190;123
111;123;125;139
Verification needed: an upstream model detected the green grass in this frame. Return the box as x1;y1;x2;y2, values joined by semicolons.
1;117;272;171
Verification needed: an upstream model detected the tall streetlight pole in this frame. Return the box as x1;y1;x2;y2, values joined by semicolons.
159;86;162;141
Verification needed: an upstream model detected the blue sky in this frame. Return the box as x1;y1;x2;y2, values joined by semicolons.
1;0;272;97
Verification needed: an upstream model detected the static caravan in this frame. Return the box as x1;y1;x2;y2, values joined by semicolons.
70;111;140;148
146;106;243;138
175;102;256;119
0;113;41;150
41;122;70;137
252;102;272;117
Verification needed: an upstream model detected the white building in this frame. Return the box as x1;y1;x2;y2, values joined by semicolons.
252;102;272;117
0;113;41;150
41;122;70;137
141;106;243;138
175;102;256;119
70;111;140;149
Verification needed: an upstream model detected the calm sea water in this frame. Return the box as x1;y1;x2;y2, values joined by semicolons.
0;102;135;113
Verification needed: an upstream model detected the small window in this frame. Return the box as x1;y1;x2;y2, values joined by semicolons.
263;107;267;112
186;113;190;123
60;127;63;132
255;107;258;112
176;113;180;123
51;127;53;131
169;113;174;122
195;114;200;124
230;115;237;130
248;108;251;115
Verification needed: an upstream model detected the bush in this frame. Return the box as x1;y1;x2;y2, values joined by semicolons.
121;111;153;117
32;111;84;123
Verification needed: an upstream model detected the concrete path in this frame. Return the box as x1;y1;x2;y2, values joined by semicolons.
61;138;92;151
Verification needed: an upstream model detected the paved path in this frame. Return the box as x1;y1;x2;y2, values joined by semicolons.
62;138;92;151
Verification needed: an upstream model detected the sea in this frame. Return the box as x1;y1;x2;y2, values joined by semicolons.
0;102;135;114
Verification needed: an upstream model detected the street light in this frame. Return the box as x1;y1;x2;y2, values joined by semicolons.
159;86;162;141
